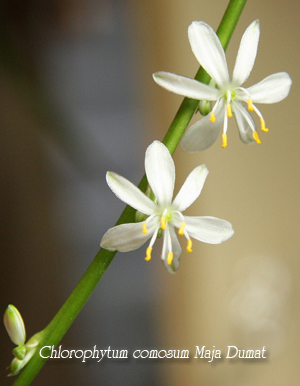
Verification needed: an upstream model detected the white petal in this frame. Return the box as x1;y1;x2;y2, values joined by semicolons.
245;72;292;103
100;220;157;252
188;21;230;87
106;172;156;215
153;72;220;101
232;101;256;144
232;20;260;86
162;226;181;274
145;141;175;205
181;102;224;152
184;216;234;244
173;164;209;212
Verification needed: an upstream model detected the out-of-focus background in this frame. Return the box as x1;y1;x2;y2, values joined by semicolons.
0;0;299;385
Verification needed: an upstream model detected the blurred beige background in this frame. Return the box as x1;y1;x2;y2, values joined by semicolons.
1;0;299;385
134;0;300;385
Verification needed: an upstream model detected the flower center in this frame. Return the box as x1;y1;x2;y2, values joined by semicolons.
160;210;172;229
142;209;193;266
142;208;175;264
225;89;236;102
209;86;269;148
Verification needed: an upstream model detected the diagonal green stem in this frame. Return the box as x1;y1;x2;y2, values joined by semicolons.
12;0;247;384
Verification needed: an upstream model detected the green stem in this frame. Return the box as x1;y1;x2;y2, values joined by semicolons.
12;0;247;384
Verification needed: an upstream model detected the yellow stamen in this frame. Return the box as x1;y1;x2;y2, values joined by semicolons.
142;222;148;234
226;104;232;118
160;216;166;230
222;133;227;148
260;118;269;132
247;99;254;111
167;252;173;265
145;246;152;261
253;131;261;144
178;222;185;236
210;112;216;122
187;239;193;253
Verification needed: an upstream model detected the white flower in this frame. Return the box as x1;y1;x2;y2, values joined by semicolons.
100;141;234;273
153;20;292;151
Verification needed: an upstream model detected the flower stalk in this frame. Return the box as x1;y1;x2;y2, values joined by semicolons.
12;0;247;384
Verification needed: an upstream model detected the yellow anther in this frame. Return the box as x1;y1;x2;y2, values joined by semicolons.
210;112;216;122
222;133;227;148
178;222;186;236
187;239;193;253
260;118;269;132
253;131;261;144
145;246;152;261
142;222;148;234
167;252;173;265
247;99;254;111
226;104;233;118
160;216;166;230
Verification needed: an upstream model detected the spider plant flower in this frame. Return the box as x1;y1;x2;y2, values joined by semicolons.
153;20;292;151
100;141;234;273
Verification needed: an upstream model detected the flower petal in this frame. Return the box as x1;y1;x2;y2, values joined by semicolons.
188;21;230;87
153;72;220;101
145;141;175;205
232;20;260;86
106;172;156;215
244;72;292;103
232;101;256;144
100;220;157;252
162;226;181;274
181;102;224;152
173;164;209;212
184;216;234;244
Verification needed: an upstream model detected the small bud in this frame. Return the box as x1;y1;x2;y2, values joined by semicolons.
135;210;148;223
198;79;216;116
3;305;26;346
8;347;36;377
8;358;24;377
12;345;26;360
198;99;212;116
